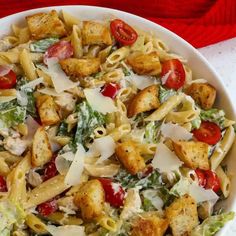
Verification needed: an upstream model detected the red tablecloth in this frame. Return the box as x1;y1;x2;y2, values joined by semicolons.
1;0;236;48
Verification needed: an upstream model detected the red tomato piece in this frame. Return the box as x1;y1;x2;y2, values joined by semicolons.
0;66;17;89
37;199;58;216
101;83;120;99
44;40;74;64
0;176;7;192
110;19;138;45
205;170;221;193
99;178;125;208
192;121;221;145
195;169;207;187
161;59;185;90
43;158;58;181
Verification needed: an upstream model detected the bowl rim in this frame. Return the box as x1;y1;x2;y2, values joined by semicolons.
1;5;236;235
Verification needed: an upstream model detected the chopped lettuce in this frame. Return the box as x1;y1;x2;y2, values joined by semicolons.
144;121;160;143
159;85;176;103
30;37;59;53
191;212;235;236
200;108;225;129
170;177;190;197
74;101;105;147
0;106;26;128
57;121;72;137
142;197;157;211
0;201;25;234
191;116;201;129
16;77;37;117
0;99;17;110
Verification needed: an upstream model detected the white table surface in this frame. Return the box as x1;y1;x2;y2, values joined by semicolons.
200;39;236;235
199;37;236;104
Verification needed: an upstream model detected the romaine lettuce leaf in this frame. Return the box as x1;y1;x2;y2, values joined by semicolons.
144;121;160;143
191;212;235;236
0;201;25;234
74;101;105;147
0;106;26;128
159;85;176;103
200;108;225;129
30;38;59;53
191;116;201;129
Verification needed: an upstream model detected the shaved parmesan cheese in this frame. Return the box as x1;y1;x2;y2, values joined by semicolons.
16;90;28;106
152;143;183;173
55;152;74;175
47;225;86;236
38;87;65;96
0;96;16;103
189;183;219;204
161;70;171;85
84;88;117;114
142;189;164;210
88;135;116;163
20;77;44;90
64;145;85;186
126;73;156;90
120;188;142;220
160;122;193;141
0;65;12;76
44;58;79;93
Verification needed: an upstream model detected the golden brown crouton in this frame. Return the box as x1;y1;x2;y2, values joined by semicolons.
32;127;52;167
82;21;112;46
59;58;100;78
36;95;60;126
131;215;169;236
127;85;160;117
74;179;105;221
127;52;162;75
173;141;209;170
115;141;146;175
26;10;66;40
165;194;198;236
185;83;216;110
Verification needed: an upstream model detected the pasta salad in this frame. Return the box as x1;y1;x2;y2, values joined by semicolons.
0;9;235;236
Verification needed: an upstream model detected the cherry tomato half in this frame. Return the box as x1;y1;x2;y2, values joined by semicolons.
195;169;220;193
37;199;58;216
101;83;120;99
205;170;221;193
192;121;221;145
44;40;74;64
110;19;138;46
43;158;57;181
195;169;207;187
161;59;185;90
0;176;7;192
99;178;125;208
0;66;17;89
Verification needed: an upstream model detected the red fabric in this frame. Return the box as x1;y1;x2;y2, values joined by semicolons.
1;0;236;48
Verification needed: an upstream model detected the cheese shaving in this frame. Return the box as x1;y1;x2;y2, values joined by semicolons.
152;143;183;173
84;88;117;114
64;145;85;186
47;225;86;236
160;122;193;141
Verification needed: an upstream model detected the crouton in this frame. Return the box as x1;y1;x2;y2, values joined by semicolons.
115;141;146;175
59;58;100;78
74;179;105;220
127;52;162;75
26;10;66;40
165;194;198;236
32;127;52;167
36;95;60;126
82;21;112;46
185;83;216;110
127;85;160;117
131;215;169;236
173;141;209;170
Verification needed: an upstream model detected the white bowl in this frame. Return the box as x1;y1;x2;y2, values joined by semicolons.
1;5;236;235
